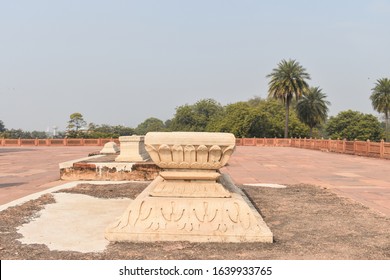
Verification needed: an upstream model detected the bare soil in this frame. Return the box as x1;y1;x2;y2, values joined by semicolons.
1;183;389;260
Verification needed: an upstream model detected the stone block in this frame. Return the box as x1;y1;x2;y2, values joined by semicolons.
115;135;150;162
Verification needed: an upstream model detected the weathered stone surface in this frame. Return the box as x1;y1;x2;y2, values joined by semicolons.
105;132;273;243
105;174;272;242
60;161;161;181
115;135;150;162
99;142;120;154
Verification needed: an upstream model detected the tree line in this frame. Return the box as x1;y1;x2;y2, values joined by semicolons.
133;98;384;141
1;59;389;141
0;98;386;142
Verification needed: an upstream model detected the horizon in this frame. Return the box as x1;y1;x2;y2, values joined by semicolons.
0;95;386;133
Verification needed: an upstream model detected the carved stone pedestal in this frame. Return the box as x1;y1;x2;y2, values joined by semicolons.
105;132;273;243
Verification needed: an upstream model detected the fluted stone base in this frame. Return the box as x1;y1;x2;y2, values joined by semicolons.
105;174;273;243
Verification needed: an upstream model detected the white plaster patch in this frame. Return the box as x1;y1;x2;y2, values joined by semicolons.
243;183;287;188
17;193;132;253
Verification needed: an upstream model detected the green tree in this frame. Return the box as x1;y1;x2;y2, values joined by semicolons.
86;123;114;138
169;104;195;131
247;96;263;107
31;131;49;139
370;78;390;141
66;112;87;135
169;99;223;131
267;59;311;138
208;98;310;138
86;123;135;138
0;120;5;133
325;110;384;141
0;129;46;139
252;98;310;138
296;87;331;137
112;125;135;136
66;113;87;138
1;129;21;138
207;102;258;137
135;117;166;135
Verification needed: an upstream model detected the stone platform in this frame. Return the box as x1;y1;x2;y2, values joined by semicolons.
59;154;161;181
105;173;273;242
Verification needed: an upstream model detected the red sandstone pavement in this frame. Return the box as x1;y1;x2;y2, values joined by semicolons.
0;146;389;217
0;146;98;205
222;146;390;217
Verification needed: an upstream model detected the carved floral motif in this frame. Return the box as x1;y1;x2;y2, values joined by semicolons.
109;197;262;234
145;144;235;169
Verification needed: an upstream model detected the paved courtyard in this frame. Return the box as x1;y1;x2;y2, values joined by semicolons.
222;146;390;217
0;146;97;205
1;145;389;216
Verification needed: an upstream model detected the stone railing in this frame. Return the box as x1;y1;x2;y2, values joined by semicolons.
2;137;389;160
0;138;119;146
236;138;390;159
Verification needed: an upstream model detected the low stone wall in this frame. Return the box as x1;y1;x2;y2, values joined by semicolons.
0;138;119;146
236;138;390;159
2;137;389;160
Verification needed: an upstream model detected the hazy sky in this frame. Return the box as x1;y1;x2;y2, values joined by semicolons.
1;0;389;132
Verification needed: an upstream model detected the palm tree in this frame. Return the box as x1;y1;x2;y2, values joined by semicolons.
370;78;390;141
267;59;310;138
296;87;331;137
